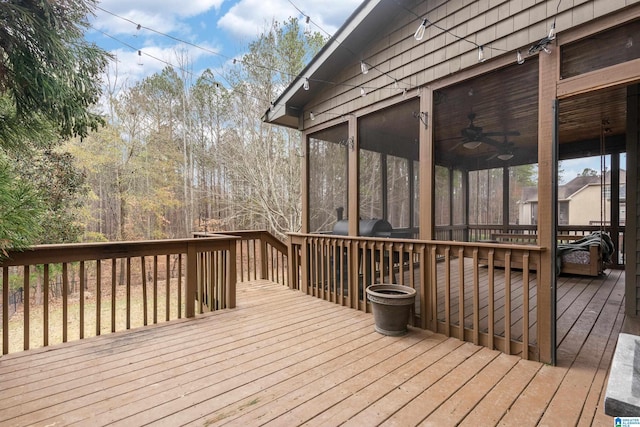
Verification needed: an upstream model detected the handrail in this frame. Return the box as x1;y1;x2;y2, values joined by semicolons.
1;236;238;355
288;232;544;361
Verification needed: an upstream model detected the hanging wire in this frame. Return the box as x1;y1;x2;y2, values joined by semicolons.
93;5;412;103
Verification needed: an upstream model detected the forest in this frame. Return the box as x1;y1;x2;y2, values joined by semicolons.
65;18;324;243
0;1;538;250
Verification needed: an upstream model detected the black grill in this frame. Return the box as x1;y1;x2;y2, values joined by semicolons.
332;219;393;237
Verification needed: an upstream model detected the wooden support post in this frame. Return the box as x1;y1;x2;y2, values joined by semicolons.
419;87;434;240
260;238;268;280
537;47;559;365
227;240;237;309
626;85;639;316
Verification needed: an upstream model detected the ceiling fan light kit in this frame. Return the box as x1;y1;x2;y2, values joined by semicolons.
463;141;482;149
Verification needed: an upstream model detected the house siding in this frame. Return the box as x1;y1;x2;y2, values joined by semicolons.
303;0;640;128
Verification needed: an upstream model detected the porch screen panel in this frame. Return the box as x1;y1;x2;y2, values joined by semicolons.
359;149;383;221
469;168;503;225
435;165;451;226
308;124;349;233
510;165;538;225
387;155;410;228
452;169;464;225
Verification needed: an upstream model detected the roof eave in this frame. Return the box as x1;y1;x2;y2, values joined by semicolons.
263;0;383;128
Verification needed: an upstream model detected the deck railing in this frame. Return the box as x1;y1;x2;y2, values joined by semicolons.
194;230;289;287
289;233;544;361
438;224;625;267
0;236;239;355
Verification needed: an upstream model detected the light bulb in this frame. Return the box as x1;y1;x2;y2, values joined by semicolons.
463;141;482;149
517;50;524;64
478;46;485;62
543;45;552;54
310;111;315;121
548;22;556;40
414;19;427;41
627;37;633;48
360;61;369;75
360;87;366;97
497;153;514;161
303;78;309;90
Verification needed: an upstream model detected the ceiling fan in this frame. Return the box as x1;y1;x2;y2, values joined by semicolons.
486;135;517;161
447;112;520;151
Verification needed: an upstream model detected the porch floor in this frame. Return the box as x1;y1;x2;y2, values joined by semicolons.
0;269;625;426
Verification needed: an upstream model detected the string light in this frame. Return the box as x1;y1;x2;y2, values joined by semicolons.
478;46;485;62
96;4;414;106
360;61;369;75
414;19;428;41
548;22;556;40
97;0;565;116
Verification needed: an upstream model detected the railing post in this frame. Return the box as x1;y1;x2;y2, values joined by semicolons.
287;238;296;290
301;238;309;294
260;236;268;280
186;242;197;318
227;240;237;309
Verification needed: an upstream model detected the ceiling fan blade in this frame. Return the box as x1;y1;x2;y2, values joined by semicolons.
484;130;520;137
481;136;501;146
448;141;463;151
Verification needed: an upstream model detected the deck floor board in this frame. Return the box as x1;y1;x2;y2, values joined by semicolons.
0;268;625;426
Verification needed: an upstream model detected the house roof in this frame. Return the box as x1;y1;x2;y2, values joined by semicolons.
262;0;410;129
522;169;627;202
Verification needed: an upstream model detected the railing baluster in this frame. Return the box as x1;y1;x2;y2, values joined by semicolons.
457;247;465;341
487;249;495;350
153;256;158;324
126;257;131;330
522;253;530;360
141;257;147;326
504;250;512;355
44;264;50;345
444;247;451;337
2;267;8;354
79;261;85;339
111;259;116;333
472;248;479;346
177;254;182;319
95;261;100;336
23;265;29;350
167;254;172;318
62;263;68;343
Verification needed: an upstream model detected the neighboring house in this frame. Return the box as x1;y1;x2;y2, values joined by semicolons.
519;170;627;226
263;0;640;363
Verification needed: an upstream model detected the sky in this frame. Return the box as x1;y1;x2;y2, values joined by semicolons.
86;0;362;90
85;0;617;183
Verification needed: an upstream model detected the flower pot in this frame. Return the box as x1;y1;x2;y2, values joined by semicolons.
365;284;417;336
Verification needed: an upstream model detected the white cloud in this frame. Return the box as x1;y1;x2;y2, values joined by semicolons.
102;42;223;93
217;0;361;38
92;0;224;35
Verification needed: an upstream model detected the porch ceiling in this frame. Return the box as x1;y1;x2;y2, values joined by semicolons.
431;58;628;171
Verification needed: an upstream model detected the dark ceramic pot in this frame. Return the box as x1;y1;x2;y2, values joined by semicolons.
365;284;416;336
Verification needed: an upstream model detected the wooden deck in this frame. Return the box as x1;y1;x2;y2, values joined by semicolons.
0;269;625;426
